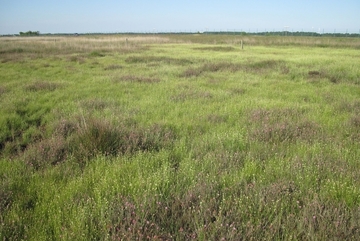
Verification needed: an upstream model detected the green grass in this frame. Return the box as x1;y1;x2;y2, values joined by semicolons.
1;34;360;240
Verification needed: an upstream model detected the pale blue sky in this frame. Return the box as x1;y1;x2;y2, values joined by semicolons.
0;0;359;34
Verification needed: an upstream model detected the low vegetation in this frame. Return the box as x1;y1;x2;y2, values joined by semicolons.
1;34;360;240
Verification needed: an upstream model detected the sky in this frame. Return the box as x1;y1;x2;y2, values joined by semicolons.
0;0;359;35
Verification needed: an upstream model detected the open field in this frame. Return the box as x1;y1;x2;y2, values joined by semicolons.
1;34;360;240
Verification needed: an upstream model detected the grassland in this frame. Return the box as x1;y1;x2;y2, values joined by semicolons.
1;34;360;240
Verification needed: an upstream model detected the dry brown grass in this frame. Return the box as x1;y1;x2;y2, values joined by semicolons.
0;36;158;59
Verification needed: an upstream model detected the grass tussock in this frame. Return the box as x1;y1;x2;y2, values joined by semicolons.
251;120;320;143
24;81;62;92
80;99;111;111
249;108;321;143
247;59;285;73
67;55;86;64
24;136;67;169
89;51;105;57
106;183;360;240
108;182;224;240
170;89;213;102
193;46;237;52
68;117;176;162
0;85;7;95
104;64;122;70
181;60;286;77
207;114;229;124
347;115;360;141
181;62;241;78
115;75;161;83
229;87;246;95
307;69;353;84
125;56;193;65
337;100;360;114
21;115;177;168
0;100;50;155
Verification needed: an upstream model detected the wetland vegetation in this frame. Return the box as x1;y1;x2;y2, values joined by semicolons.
1;34;360;240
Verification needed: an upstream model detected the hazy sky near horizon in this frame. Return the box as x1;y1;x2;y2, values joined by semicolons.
0;0;359;34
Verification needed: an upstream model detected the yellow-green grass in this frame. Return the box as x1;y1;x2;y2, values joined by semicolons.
1;34;360;240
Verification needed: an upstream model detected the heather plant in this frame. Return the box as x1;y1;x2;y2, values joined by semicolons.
0;34;360;240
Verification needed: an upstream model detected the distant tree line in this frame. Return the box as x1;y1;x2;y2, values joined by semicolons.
19;31;40;36
2;31;357;38
203;31;360;37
